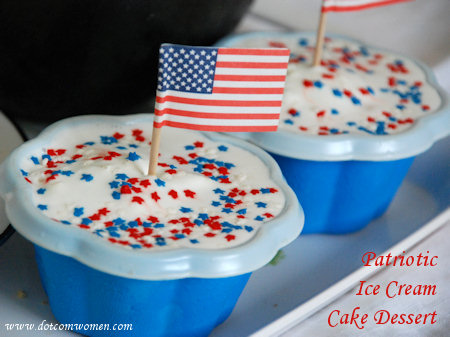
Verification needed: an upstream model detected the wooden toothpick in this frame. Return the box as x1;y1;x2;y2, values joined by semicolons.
147;126;161;176
313;11;328;67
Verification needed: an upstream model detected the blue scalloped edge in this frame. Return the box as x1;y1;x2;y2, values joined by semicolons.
0;114;304;280
216;31;450;161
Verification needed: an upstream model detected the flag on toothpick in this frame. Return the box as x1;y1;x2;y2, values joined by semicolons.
148;44;290;175
313;0;413;66
154;44;290;132
322;0;412;12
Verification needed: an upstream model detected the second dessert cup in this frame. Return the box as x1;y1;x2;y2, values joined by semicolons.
217;32;450;234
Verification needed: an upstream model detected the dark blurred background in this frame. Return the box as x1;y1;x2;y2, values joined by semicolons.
0;0;253;122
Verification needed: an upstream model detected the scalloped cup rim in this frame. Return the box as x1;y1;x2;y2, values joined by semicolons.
216;31;450;161
0;114;303;280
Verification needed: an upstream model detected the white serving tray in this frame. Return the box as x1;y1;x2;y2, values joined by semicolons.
210;137;450;337
0;119;448;336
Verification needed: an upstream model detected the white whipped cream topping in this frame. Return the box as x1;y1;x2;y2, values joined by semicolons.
227;35;441;135
21;122;285;250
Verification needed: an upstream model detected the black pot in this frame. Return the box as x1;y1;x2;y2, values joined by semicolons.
0;0;253;121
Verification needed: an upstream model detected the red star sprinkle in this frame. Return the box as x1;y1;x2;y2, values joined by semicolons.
151;192;160;202
184;190;196;198
269;41;287;48
182;228;192;235
218;167;229;175
120;185;132;194
132;196;144;204
89;214;101;221
225;235;236;242
316;110;326;117
193;141;204;148
147;216;159;223
303;80;313;87
359;88;370;95
139;179;151;187
135;135;145;142
168;190;178;199
173;156;188;165
104;221;114;227
165;169;177;175
46;175;57;183
183;222;195;228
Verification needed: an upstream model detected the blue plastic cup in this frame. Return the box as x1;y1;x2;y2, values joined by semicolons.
34;245;251;337
270;154;415;233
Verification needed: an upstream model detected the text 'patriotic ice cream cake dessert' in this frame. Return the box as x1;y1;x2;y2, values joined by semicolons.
0;114;303;337
217;32;449;234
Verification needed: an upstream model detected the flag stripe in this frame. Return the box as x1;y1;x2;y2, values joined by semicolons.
216;61;289;69
155;108;279;120
156;95;282;107
155;102;281;114
217;54;291;63
322;0;411;12
155;114;280;126
154;121;278;132
212;87;285;94
214;67;288;75
213;74;286;82
157;90;283;101
214;80;285;88
217;48;290;56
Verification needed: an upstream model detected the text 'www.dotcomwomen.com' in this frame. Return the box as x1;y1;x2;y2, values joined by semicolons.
4;320;133;332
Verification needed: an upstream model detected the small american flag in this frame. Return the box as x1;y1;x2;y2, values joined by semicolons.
322;0;412;12
154;44;290;132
